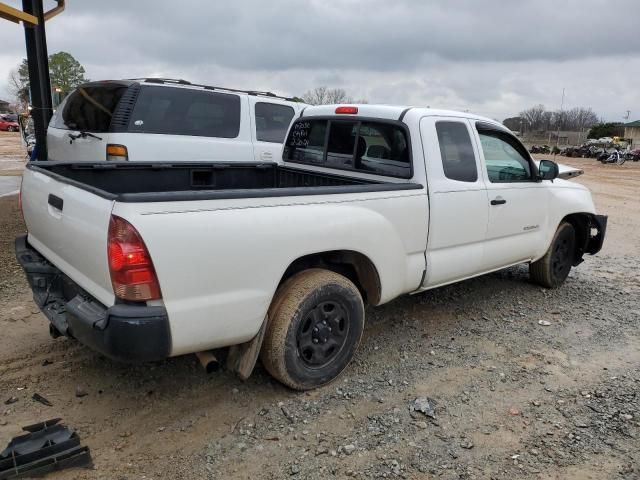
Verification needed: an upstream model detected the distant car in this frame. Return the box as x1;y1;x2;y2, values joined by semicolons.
0;114;19;132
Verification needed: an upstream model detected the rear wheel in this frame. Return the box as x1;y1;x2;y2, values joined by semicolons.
8;126;17;132
260;269;364;390
530;222;576;288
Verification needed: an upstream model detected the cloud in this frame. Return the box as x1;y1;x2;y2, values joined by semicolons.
1;0;639;121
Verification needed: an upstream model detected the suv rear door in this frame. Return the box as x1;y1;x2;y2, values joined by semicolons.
48;82;128;161
114;85;253;162
248;97;299;162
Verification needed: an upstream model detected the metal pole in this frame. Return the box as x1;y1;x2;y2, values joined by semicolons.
22;0;51;160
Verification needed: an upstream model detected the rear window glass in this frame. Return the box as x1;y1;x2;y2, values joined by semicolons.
52;84;127;132
255;102;295;143
284;119;411;178
128;86;241;138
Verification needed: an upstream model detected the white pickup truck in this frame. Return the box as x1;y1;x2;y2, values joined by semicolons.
16;104;607;390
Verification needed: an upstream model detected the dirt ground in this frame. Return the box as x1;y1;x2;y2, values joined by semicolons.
0;139;638;479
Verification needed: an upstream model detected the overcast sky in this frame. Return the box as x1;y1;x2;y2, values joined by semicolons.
1;0;639;122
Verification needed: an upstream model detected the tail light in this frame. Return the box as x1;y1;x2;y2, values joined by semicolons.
106;144;128;161
108;215;161;301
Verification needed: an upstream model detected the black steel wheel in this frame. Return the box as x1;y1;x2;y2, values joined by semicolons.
530;222;576;288
296;300;350;368
260;269;364;390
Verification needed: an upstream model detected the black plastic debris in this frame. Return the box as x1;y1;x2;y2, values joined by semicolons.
31;394;52;407
0;418;92;479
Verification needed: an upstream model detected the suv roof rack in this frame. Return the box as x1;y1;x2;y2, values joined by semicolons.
126;77;299;102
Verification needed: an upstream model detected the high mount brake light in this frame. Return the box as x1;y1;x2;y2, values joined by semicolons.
335;106;358;114
107;215;161;301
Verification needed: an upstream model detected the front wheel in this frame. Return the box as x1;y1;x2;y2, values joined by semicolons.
530;222;576;288
260;269;365;390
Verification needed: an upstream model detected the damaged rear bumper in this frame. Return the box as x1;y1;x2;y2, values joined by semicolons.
14;234;171;362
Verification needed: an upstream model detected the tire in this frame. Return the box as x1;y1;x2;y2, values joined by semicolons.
8;126;17;132
260;269;365;390
530;222;576;288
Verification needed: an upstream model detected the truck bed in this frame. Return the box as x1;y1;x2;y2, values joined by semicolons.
29;162;421;203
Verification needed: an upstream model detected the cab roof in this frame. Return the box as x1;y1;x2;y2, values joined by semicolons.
302;104;502;128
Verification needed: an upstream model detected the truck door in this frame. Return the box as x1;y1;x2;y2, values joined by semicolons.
419;117;489;287
248;98;298;162
473;122;549;269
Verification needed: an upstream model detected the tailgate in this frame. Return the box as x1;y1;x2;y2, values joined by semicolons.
21;167;116;306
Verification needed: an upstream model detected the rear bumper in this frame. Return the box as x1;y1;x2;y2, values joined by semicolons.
15;234;171;362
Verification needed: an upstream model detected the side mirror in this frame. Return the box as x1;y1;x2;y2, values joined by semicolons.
538;160;559;181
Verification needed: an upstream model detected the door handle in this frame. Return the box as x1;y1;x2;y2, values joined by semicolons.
48;194;64;211
490;198;506;206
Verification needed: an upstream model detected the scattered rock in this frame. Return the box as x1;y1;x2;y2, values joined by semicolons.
342;444;356;455
538;320;552;326
410;397;436;418
509;406;521;416
4;397;18;405
75;386;88;398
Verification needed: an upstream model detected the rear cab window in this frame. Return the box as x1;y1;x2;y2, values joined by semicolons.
128;85;241;138
51;84;127;132
435;121;478;182
255;102;295;143
284;118;411;178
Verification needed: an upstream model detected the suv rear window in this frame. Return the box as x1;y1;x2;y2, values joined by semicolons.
51;84;127;132
284;119;411;178
128;86;241;138
255;102;295;143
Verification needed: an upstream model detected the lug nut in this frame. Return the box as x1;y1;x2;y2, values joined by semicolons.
313;338;318;344
322;320;327;325
313;327;319;332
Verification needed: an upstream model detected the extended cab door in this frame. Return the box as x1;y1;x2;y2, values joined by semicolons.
248;98;300;162
473;122;548;269
420;116;489;287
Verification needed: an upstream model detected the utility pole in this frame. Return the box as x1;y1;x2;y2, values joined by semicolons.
22;0;52;160
554;88;565;155
624;110;631;121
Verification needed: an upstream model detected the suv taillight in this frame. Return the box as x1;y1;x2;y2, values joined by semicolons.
108;215;161;301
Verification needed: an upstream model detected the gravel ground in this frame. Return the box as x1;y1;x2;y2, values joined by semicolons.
0;153;638;480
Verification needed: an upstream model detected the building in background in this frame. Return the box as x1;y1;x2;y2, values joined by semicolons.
622;120;640;147
0;99;11;113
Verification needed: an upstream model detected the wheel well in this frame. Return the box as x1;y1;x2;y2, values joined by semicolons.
279;251;381;305
561;213;593;265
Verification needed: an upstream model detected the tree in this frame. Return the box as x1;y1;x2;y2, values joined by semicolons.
7;52;87;108
587;122;625;139
48;52;87;96
301;86;367;105
519;104;546;131
502;116;523;132
7;59;30;110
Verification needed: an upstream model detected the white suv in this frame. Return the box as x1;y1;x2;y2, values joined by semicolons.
47;78;306;163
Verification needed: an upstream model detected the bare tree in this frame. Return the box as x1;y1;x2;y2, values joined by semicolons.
519;104;546;131
301;86;366;105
